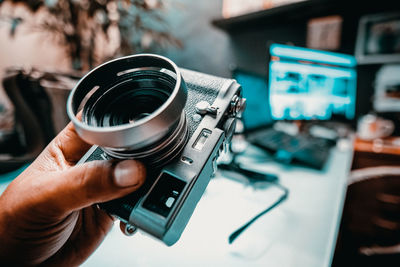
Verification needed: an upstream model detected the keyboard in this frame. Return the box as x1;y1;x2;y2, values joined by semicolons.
247;128;336;169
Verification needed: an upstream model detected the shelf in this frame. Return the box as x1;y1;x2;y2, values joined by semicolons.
211;0;399;33
212;0;337;33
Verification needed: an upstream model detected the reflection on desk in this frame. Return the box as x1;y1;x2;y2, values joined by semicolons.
81;139;353;267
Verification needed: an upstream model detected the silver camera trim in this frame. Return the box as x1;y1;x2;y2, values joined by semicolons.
66;54;188;149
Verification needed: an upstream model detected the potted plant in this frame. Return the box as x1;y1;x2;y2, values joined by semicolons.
0;0;182;70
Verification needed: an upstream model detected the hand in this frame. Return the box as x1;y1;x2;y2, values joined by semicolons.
0;122;146;266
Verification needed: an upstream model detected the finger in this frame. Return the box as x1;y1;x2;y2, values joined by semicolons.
37;159;146;216
53;122;92;163
30;121;91;171
28;122;91;172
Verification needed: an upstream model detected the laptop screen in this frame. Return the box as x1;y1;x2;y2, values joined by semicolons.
232;69;273;131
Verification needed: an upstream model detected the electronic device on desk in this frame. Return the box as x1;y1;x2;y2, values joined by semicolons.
234;43;357;169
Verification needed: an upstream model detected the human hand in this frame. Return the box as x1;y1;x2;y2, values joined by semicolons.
0;122;146;266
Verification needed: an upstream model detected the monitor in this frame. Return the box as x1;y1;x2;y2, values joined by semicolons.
268;43;357;121
232;69;273;131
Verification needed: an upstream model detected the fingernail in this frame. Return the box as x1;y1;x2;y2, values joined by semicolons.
114;160;145;187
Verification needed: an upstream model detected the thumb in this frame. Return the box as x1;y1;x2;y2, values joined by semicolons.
43;160;146;215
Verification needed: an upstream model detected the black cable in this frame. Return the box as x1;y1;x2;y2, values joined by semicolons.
218;161;279;183
222;137;290;244
228;182;289;244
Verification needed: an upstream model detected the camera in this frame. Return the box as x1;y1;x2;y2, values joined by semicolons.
67;54;245;245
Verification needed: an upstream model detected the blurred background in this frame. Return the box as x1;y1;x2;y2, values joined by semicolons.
0;0;400;266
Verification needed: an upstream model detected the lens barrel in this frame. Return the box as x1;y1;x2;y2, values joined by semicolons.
67;54;188;165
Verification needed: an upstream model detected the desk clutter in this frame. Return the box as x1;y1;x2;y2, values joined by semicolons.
246;127;335;170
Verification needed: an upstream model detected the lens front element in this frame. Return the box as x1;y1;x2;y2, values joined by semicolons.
67;54;188;151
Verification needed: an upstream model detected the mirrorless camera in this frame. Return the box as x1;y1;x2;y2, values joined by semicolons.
67;54;245;245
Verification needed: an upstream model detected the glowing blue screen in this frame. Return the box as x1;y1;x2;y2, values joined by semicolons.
233;70;272;130
268;44;357;120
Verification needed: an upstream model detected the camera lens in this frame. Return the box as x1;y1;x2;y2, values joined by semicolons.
82;70;176;128
67;54;188;166
93;88;169;127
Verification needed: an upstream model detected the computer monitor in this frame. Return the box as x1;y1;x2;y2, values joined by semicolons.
232;69;273;131
268;43;357;121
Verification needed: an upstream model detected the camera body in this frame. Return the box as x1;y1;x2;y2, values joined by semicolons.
71;58;244;246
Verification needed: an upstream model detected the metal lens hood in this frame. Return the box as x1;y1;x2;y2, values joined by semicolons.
67;54;188;150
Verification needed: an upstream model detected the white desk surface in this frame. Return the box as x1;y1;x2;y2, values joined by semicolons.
0;139;354;267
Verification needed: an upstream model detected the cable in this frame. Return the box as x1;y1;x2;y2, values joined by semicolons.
218;161;279;183
228;182;289;244
221;140;290;244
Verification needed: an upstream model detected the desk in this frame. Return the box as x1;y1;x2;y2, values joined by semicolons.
0;139;353;267
352;136;400;169
83;139;353;267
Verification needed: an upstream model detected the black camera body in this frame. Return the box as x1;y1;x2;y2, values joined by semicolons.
68;55;244;245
